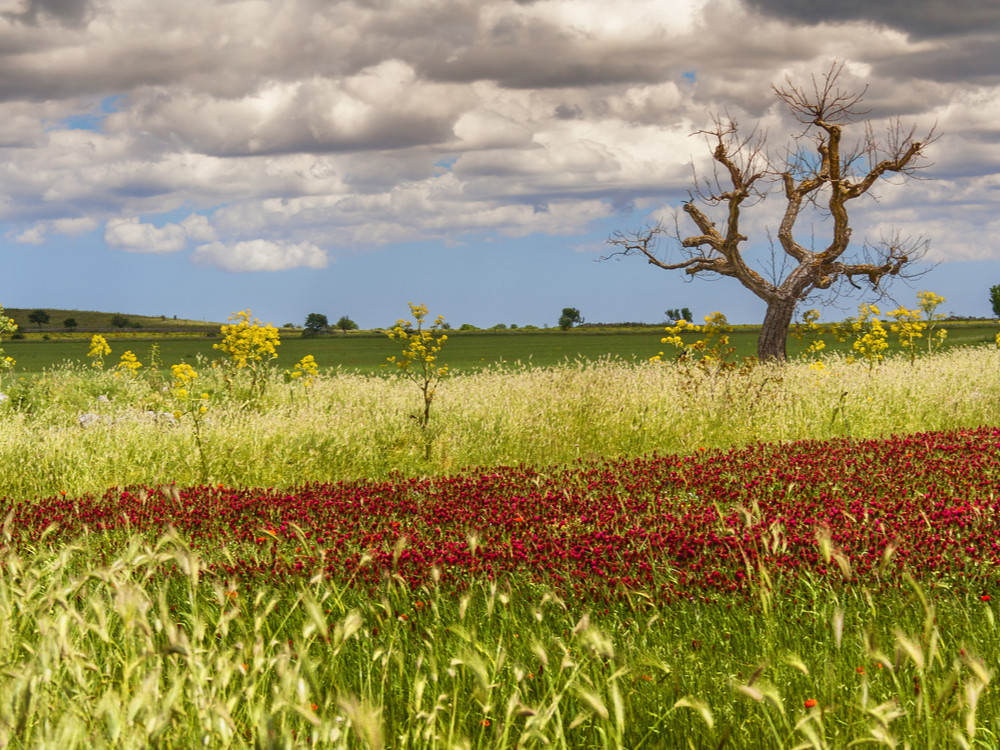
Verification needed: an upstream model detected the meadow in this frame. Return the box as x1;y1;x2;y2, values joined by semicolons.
2;316;1000;747
3;320;997;374
0;328;672;374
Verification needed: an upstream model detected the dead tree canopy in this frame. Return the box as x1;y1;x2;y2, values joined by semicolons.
606;61;937;362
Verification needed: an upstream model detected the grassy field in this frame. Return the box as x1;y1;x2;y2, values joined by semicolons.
5;306;220;332
3;328;672;374
3;320;998;374
2;346;1000;747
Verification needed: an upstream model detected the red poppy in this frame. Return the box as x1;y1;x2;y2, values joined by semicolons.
804;698;818;708
982;595;991;602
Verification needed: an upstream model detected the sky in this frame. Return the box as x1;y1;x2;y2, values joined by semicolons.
1;0;999;329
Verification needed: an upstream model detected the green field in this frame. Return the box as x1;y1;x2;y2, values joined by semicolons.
3;321;998;375
3;348;1000;746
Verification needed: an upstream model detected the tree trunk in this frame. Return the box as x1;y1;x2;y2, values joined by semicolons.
758;297;797;362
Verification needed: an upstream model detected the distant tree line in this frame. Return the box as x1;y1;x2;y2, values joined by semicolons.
303;313;359;336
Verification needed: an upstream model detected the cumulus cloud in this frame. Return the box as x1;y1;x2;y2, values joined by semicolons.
191;239;327;272
14;215;96;244
51;216;96;234
104;217;187;254
0;0;997;272
180;213;215;242
114;61;467;156
15;223;45;244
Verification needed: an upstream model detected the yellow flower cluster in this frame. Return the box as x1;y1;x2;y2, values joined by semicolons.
287;354;319;385
171;362;197;387
214;310;281;369
887;291;947;363
213;309;282;400
792;309;826;358
113;350;143;378
386;303;449;379
917;290;946;317
800;291;947;370
654;318;699;358
87;334;111;368
385;303;450;433
847;304;889;369
169;363;208;417
0;307;16;373
916;290;948;355
0;311;15;337
652;312;734;370
887;306;925;363
698;312;732;361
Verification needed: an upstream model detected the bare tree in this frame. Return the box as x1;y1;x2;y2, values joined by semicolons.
606;61;936;362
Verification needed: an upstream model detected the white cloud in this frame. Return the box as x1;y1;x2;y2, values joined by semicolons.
191;239;327;272
15;223;45;244
112;61;467;156
14;215;97;244
180;213;215;242
104;217;187;254
0;0;996;269
101;213;216;255
51;216;97;234
453;109;533;149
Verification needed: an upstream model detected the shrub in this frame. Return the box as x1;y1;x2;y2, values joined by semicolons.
213;310;281;402
385;303;449;457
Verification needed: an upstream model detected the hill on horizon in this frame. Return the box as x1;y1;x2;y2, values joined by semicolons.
3;308;224;332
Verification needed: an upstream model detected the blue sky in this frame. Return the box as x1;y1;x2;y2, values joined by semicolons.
1;0;999;329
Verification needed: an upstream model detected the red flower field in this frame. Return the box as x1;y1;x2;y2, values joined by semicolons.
5;426;1000;601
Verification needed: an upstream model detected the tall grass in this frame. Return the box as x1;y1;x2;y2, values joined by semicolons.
1;347;1000;501
3;531;998;748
